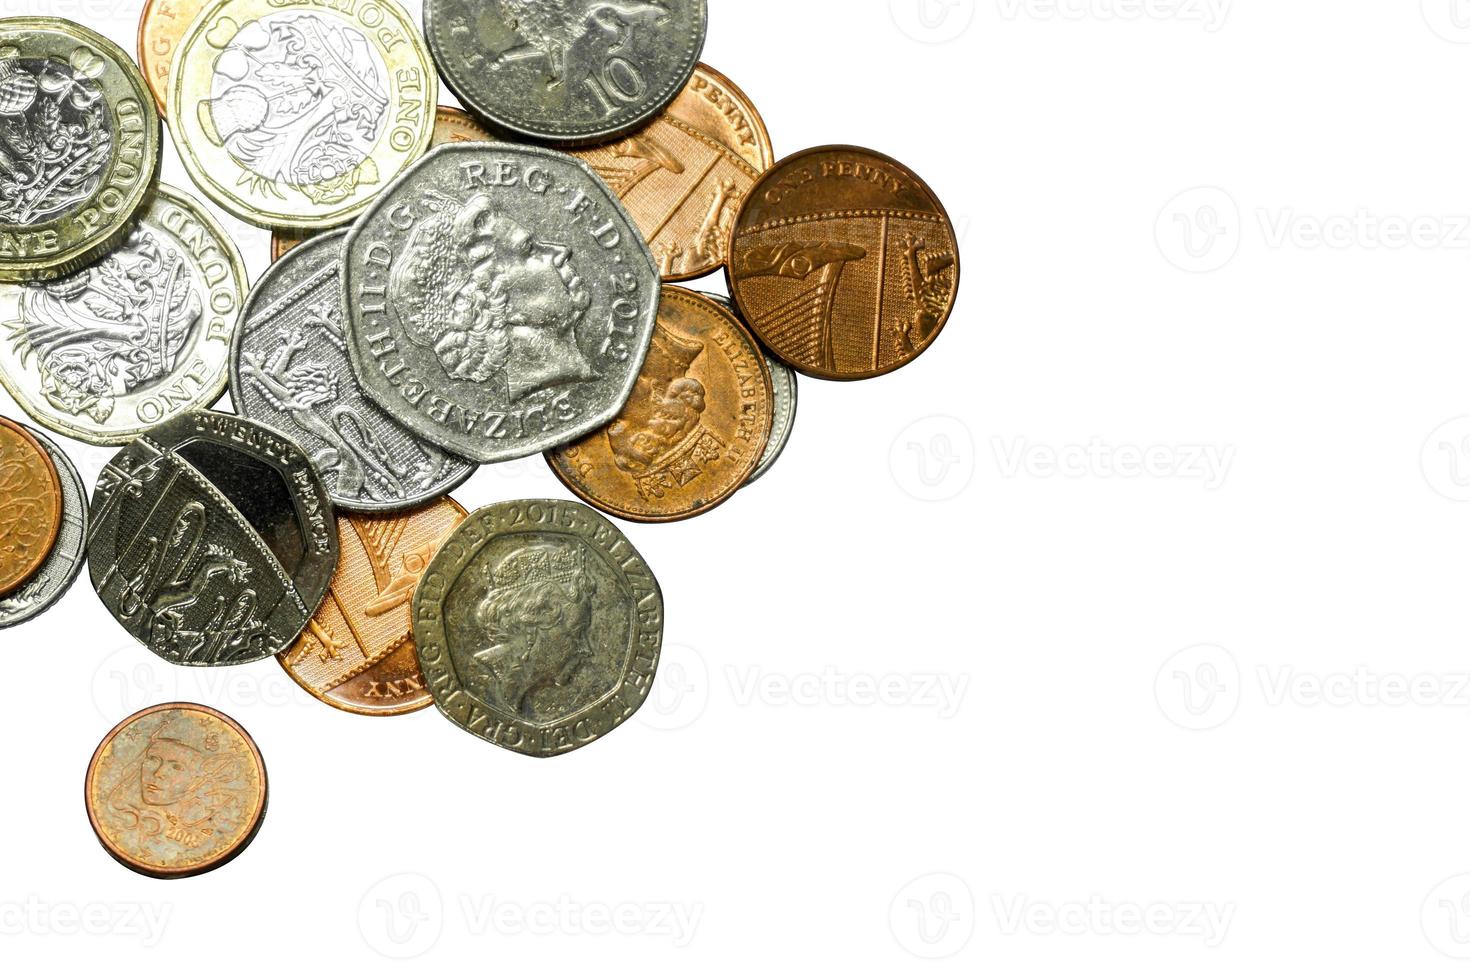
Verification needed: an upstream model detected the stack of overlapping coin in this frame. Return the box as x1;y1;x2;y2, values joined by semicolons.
0;1;959;876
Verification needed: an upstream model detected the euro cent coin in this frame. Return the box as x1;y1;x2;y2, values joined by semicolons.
168;0;437;230
0;414;62;595
727;146;960;381
423;0;706;146
88;410;338;666
412;499;664;757
0;183;247;445
0;18;161;282
85;702;267;878
0;424;87;628
343;142;659;464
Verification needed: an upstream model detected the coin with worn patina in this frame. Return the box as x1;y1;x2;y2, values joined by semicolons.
567;63;772;280
136;0;207;114
88;410;337;666
423;0;706;146
281;498;465;715
0;18;161;282
232;230;476;511
343;142;659;463
413;499;663;757
547;286;771;522
699;291;797;485
169;0;436;230
85;702;267;878
728;146;960;381
0;184;247;446
270;106;496;262
0;425;86;628
0;414;62;595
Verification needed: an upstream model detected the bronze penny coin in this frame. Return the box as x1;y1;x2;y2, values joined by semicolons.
280;498;467;716
85;702;268;878
546;286;772;523
727;145;960;381
136;0;208;115
269;107;495;262
566;63;774;282
0;415;62;596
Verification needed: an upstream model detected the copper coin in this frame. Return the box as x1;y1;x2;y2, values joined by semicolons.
727;145;960;381
280;498;467;716
566;63;774;282
136;0;207;115
269;107;495;262
85;702;268;879
547;286;772;523
0;415;62;596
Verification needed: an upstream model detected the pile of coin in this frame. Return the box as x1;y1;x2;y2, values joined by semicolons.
0;2;959;878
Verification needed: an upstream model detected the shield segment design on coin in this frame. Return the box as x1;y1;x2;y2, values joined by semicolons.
88;410;337;665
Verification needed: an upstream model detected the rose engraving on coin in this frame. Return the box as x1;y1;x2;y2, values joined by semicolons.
88;410;337;666
0;414;62;596
0;425;87;628
413;499;664;757
0;184;247;446
728;146;960;380
233;230;476;511
424;0;706;145
170;0;436;229
0;19;160;282
343;143;659;463
280;498;465;715
567;63;773;280
548;286;772;522
85;702;267;878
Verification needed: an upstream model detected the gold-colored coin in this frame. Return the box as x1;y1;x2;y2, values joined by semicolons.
0;18;161;282
85;702;268;879
280;498;466;716
547;286;773;523
566;63;773;282
170;0;437;230
0;415;62;596
270;105;492;261
136;0;208;115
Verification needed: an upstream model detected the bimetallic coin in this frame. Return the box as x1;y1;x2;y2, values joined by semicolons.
699;290;798;485
547;286;772;522
413;499;664;757
270;106;496;262
88;410;338;666
424;0;707;146
0;18;161;282
0;425;87;628
169;0;437;230
0;415;62;595
281;498;466;716
568;63;773;281
86;702;267;878
343;142;659;464
728;146;961;381
136;0;207;114
0;183;247;446
232;230;476;511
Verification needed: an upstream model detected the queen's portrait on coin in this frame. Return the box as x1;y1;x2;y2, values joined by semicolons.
101;718;244;852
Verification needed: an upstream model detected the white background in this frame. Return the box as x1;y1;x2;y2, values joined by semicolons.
6;0;1470;975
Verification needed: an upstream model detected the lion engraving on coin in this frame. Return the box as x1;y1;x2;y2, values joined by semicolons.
389;190;598;401
484;0;670;88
